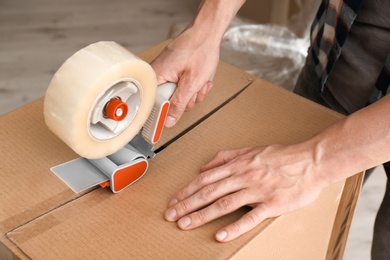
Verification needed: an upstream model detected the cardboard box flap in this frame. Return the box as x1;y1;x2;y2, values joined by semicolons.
6;78;360;259
0;42;252;236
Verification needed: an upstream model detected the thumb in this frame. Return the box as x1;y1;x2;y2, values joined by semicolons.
164;80;195;128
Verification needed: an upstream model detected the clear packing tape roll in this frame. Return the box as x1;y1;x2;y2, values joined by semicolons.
44;42;157;159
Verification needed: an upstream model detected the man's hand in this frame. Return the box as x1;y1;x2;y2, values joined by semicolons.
151;29;218;128
150;0;246;128
164;145;326;242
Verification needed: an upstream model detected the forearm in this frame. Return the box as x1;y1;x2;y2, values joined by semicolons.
179;0;246;46
304;95;390;185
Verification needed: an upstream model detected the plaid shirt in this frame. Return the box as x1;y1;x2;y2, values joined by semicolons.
310;0;390;104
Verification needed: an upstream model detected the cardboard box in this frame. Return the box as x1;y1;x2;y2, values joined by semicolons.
0;42;362;259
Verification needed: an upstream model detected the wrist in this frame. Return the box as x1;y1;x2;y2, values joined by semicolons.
302;128;359;188
181;0;246;47
283;140;330;190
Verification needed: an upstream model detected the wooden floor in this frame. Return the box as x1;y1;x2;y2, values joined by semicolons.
0;0;198;115
0;1;384;259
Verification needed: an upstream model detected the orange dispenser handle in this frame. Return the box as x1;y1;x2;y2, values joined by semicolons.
142;82;176;144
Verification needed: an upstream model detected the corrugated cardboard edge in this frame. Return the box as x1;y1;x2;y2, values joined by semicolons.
326;172;364;259
0;237;28;260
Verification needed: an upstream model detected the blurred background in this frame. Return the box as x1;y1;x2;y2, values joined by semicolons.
0;0;386;259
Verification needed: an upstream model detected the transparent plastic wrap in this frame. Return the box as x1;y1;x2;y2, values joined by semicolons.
220;0;320;91
221;24;307;91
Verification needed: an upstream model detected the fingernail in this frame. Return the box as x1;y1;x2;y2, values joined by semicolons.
165;115;176;127
165;208;177;221
216;230;228;241
169;198;178;207
178;216;191;229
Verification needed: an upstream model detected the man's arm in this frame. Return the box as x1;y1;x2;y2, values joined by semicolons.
310;93;390;184
151;0;246;127
164;94;390;242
